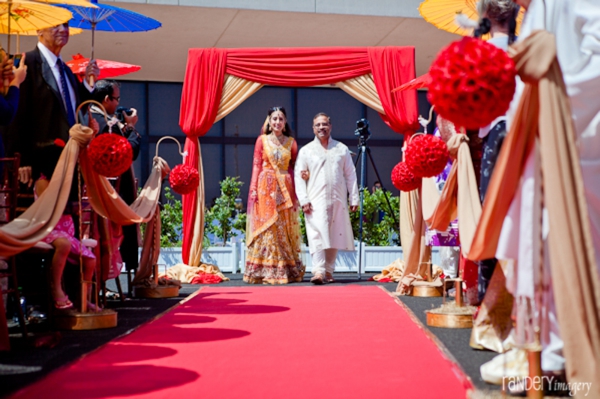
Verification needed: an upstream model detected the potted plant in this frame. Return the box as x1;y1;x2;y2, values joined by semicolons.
203;177;247;273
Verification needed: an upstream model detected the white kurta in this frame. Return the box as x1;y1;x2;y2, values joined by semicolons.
497;0;600;371
294;137;359;254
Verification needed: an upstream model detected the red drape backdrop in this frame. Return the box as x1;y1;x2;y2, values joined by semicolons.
179;46;418;264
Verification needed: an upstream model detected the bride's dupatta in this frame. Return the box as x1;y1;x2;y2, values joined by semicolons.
246;135;297;247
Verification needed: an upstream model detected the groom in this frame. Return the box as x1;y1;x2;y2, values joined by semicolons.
294;112;359;284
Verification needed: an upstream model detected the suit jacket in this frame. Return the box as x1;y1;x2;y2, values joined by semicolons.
4;46;93;170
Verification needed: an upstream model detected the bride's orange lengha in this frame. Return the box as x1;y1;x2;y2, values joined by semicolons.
244;134;305;284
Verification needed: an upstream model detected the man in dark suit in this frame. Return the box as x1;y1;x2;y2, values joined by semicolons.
5;22;99;186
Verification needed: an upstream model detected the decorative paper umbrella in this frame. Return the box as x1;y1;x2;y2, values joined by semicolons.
391;73;432;93
0;0;73;53
58;0;161;59
66;53;141;80
418;0;524;40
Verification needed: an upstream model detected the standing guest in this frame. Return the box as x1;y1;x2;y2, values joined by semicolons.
0;49;27;156
4;22;99;187
91;80;141;276
244;106;304;285
476;0;520;304
295;113;359;285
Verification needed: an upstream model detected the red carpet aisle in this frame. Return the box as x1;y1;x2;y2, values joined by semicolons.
10;286;471;399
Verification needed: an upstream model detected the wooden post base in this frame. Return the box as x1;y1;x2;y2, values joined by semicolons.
133;285;180;299
410;285;443;297
426;303;476;328
54;309;117;330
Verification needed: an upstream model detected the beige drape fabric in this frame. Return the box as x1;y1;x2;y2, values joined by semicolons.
187;140;205;267
0;126;90;257
396;188;432;294
215;74;264;123
425;134;482;257
185;76;262;265
133;205;161;285
0;125;167;293
469;31;600;391
336;74;386;115
80;154;167;225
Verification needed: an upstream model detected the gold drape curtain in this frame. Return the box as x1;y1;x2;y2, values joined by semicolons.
216;74;264;122
396;188;432;294
423;134;482;257
187;140;205;267
468;31;600;391
336;74;386;115
186;75;262;264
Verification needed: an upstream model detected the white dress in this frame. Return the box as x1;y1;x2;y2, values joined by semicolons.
294;137;359;254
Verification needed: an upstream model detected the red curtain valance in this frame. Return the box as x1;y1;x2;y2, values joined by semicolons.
180;46;419;137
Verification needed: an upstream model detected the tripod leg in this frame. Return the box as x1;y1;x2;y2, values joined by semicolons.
366;148;398;227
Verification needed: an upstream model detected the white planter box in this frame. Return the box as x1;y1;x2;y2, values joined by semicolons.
240;244;441;273
149;243;241;274
151;244;441;275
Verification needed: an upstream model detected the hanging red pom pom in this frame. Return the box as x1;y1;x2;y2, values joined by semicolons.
87;133;133;177
391;162;421;192
427;37;517;130
405;134;449;178
169;164;200;195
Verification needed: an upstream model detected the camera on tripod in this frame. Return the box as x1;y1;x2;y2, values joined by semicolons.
354;118;371;141
115;106;134;123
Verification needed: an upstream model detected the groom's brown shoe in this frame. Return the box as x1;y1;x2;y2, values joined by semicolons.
311;274;324;285
325;272;335;283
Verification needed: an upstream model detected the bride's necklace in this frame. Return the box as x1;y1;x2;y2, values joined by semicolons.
271;133;286;145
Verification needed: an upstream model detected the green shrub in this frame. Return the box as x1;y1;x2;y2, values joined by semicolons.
350;189;400;246
159;187;183;248
204;176;246;246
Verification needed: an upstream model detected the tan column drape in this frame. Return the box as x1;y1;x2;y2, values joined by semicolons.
469;31;600;392
396;188;431;294
187;140;205;267
215;74;264;122
133;204;161;285
424;134;482;257
336;74;386;115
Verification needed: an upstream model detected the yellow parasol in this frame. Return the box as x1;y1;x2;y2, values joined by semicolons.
0;0;73;53
418;0;524;40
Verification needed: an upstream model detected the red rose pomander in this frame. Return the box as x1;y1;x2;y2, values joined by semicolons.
169;164;200;195
427;36;517;130
87;133;133;177
391;162;421;192
404;134;449;178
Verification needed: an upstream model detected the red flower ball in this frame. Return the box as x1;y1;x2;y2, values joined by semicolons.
391;162;421;192
405;134;449;178
169;164;200;195
427;37;517;130
87;133;133;177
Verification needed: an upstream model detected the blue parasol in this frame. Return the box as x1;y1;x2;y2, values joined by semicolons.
58;0;161;59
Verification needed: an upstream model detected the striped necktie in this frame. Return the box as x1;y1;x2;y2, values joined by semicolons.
56;58;76;126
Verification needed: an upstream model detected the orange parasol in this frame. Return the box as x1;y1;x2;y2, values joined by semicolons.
418;0;524;40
